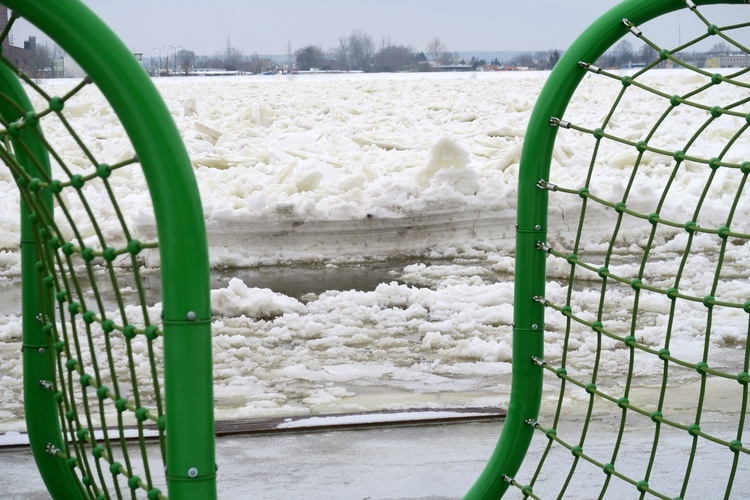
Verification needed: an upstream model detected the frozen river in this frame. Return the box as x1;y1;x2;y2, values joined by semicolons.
0;69;748;497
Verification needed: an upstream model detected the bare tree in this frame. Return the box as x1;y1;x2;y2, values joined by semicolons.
27;42;52;79
373;39;414;72
332;36;350;70
509;52;535;68
709;42;731;55
616;39;634;66
295;44;326;71
348;30;375;71
638;43;658;63
426;37;448;64
177;49;196;75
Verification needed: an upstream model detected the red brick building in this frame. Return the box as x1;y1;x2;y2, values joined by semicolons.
0;7;36;72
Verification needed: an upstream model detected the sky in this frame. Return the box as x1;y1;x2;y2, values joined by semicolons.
71;0;630;56
6;1;746;60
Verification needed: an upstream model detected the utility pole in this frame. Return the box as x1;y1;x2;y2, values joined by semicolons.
286;40;293;72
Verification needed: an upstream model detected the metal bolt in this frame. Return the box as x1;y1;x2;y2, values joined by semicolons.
188;467;199;478
38;347;45;354
535;225;542;231
186;311;197;321
532;324;539;330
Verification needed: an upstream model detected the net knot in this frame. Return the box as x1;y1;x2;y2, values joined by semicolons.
135;407;151;422
96;385;110;400
49;97;64;112
82;247;96;262
110;462;123;476
123;324;137;340
144;324;160;340
97;163;111;179
147;488;163;500
127;239;142;255
128;476;142;491
115;398;129;413
70;174;85;190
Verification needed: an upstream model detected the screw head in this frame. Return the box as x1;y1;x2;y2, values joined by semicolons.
38;347;45;354
186;311;197;321
535;225;542;231
531;324;538;330
187;467;198;478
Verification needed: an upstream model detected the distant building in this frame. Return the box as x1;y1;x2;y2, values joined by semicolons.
0;7;36;72
719;55;750;68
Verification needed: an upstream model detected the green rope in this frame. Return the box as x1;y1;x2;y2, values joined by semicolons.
0;36;167;500
520;4;750;499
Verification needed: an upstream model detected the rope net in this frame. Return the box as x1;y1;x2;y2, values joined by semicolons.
510;4;750;499
1;14;168;500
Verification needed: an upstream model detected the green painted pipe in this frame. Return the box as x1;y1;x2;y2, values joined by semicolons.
3;0;216;497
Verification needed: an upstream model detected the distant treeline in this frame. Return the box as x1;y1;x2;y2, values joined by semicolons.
151;35;742;76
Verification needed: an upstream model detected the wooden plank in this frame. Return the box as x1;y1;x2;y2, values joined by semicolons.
0;407;505;449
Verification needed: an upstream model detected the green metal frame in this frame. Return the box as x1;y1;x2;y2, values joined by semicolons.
464;0;748;498
3;0;215;498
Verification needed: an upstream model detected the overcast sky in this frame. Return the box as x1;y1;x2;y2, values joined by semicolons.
74;0;628;56
8;1;746;58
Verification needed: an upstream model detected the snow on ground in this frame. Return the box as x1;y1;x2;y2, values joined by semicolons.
0;70;748;442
